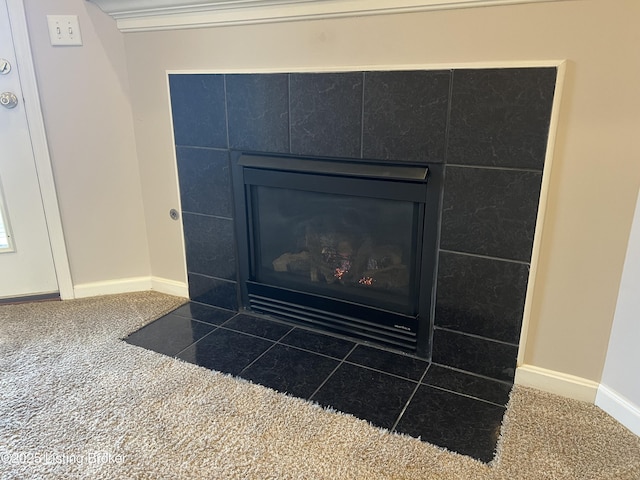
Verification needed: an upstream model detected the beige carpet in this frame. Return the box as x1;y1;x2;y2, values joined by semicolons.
0;292;638;479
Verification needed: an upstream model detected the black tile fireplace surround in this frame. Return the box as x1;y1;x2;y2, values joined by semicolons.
169;68;556;384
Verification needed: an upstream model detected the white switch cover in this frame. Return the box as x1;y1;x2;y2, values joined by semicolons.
47;15;82;46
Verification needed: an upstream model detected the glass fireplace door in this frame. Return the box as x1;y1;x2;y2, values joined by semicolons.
250;184;421;316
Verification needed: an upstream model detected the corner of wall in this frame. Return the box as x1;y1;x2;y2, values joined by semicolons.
595;384;640;437
516;365;640;437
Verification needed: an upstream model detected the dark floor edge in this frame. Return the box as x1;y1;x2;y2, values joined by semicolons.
0;292;60;305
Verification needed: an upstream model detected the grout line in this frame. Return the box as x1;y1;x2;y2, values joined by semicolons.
220;316;295;368
391;363;431;432
169;306;238;316
438;248;531;266
181;211;234;221
185;300;236;313
218;312;241;328
169;314;228;329
429;362;515;386
173;313;238;358
307;343;359;402
348;341;426;362
433;326;520;347
237;336;285;376
172;327;219;358
175;145;229;152
445;163;543;174
277;339;357;362
340;359;425;384
443;69;454;166
239;323;296;374
185;272;236;283
420;383;508;409
223;75;230;149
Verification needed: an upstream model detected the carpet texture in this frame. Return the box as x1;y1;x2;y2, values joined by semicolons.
0;292;638;479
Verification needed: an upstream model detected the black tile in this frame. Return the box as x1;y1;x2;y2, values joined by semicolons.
431;328;518;382
170;302;235;326
346;345;428;381
125;314;216;357
395;385;505;463
188;273;238;311
176;147;232;217
448;67;556;170
169;74;227;148
423;364;512;406
240;344;340;399
183;213;236;280
435;251;530;343
290;72;363;158
226;74;289;153
223;314;292;341
280;328;356;359
440;166;542;262
177;328;273;376
311;363;416;430
363;70;450;163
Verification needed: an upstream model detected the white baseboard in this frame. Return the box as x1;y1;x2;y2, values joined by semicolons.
74;277;153;298
595;384;640;437
73;276;189;299
150;276;189;298
515;364;600;403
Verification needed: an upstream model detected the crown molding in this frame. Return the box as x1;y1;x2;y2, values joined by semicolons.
87;0;575;32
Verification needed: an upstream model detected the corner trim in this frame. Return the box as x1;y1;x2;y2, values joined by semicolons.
595;384;640;437
515;364;599;403
517;61;567;365
87;0;581;32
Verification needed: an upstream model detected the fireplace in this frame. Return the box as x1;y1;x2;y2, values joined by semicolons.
231;153;442;356
169;67;556;382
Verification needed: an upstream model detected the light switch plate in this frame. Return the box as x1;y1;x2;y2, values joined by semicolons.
47;15;82;46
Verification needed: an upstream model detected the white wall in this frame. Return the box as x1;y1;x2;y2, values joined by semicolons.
22;0;151;291
596;188;640;436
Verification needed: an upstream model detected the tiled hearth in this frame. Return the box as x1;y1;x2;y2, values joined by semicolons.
125;301;510;462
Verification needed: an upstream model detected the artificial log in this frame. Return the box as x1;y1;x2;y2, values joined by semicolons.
272;251;310;274
271;235;409;291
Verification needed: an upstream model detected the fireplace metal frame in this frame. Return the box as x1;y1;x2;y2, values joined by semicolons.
231;152;442;358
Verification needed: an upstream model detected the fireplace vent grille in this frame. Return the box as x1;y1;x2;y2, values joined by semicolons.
247;293;418;351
